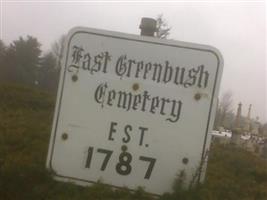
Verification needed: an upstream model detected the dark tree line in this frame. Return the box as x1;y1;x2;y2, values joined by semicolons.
0;15;171;94
0;36;60;94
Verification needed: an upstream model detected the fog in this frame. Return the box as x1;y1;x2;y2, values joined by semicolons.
1;1;266;122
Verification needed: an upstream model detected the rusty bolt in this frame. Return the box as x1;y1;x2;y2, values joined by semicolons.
61;133;68;141
132;83;139;91
182;157;189;165
72;74;78;82
121;145;128;152
194;93;201;101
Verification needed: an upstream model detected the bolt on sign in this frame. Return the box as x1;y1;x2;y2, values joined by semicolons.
46;27;223;196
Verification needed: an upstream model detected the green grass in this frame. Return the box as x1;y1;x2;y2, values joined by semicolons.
0;84;266;200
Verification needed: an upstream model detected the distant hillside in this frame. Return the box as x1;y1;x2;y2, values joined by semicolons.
0;84;266;200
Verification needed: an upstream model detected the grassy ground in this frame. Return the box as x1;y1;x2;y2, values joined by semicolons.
0;84;266;200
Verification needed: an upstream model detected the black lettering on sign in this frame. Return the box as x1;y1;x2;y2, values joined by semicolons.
115;55;127;79
122;125;132;143
85;147;94;168
85;146;156;179
69;45;211;89
94;83;183;123
138;127;148;146
108;122;117;141
97;148;113;171
139;156;156;179
67;45;214;124
115;151;132;175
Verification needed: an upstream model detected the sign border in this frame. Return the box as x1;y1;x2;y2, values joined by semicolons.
46;27;222;196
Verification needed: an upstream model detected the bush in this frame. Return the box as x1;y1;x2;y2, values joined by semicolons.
0;84;266;200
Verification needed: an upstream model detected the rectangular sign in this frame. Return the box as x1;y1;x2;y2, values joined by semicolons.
46;27;223;195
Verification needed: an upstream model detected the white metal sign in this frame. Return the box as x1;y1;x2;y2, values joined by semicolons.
46;27;223;195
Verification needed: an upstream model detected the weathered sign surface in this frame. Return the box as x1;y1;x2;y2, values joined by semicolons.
46;27;223;195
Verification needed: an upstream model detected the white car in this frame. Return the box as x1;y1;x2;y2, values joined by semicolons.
211;130;232;138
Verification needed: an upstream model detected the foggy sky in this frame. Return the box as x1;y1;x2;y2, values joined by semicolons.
1;1;266;122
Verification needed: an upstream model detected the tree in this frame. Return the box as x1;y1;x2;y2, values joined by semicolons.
214;91;234;129
155;14;171;39
38;52;59;93
51;35;66;68
0;40;6;59
259;123;267;136
0;40;7;82
4;36;41;86
220;91;234;127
